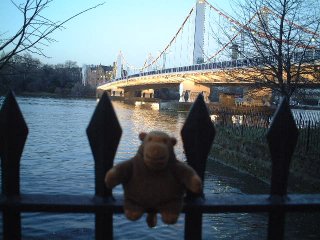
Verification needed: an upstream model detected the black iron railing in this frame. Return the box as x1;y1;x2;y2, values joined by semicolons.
0;91;320;240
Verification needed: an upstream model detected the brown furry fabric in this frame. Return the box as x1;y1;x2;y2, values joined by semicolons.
105;131;202;227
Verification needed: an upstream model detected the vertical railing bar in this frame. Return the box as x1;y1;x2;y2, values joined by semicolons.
87;92;122;240
181;94;215;240
268;206;286;240
2;208;21;240
306;120;310;153
0;90;28;240
185;211;203;240
266;97;299;240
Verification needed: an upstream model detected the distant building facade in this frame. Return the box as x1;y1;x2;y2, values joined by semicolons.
82;64;114;87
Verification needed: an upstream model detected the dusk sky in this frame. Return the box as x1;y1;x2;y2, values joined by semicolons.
0;0;234;68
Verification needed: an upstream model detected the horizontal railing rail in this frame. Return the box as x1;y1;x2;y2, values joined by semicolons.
1;194;320;214
1;90;320;239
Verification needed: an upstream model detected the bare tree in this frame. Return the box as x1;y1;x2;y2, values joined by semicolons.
213;0;320;100
0;0;104;71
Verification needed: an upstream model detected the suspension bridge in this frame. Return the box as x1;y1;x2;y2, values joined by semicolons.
98;0;320;104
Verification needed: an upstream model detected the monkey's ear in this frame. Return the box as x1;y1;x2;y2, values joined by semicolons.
170;137;177;146
139;132;147;141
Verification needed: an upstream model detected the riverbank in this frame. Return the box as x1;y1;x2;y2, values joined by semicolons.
158;100;275;114
102;98;320;192
14;91;96;99
209;124;320;193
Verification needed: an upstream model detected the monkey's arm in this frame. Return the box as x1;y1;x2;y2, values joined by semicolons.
105;160;133;189
173;161;202;194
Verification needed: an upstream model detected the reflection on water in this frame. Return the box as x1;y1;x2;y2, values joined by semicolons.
113;101;187;163
0;97;318;239
134;101;160;110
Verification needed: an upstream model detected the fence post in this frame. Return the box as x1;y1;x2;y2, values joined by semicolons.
87;92;122;240
181;94;215;240
306;120;311;153
266;97;298;240
0;91;28;240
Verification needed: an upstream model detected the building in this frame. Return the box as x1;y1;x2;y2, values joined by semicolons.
82;64;114;87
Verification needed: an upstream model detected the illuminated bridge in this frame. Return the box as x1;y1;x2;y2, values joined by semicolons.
98;0;320;104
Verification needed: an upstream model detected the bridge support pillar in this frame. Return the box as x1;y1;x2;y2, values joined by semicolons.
110;87;125;97
141;89;154;98
179;80;210;102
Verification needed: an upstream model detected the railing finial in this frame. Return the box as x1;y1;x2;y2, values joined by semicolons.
0;90;28;240
181;93;215;240
181;94;215;185
0;90;28;196
267;96;298;196
87;92;122;197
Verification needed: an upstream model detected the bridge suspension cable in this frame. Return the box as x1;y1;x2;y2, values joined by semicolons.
119;0;319;75
265;7;320;39
140;6;195;71
206;12;258;62
120;52;137;72
204;0;318;61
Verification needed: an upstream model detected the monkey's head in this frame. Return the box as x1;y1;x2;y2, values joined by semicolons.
139;131;177;171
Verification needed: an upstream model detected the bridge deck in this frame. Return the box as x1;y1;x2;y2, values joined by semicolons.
98;53;320;91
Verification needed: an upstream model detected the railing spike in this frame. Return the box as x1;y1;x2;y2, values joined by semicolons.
0;90;28;196
181;94;215;184
267;97;298;196
181;94;215;240
87;92;122;198
266;96;299;240
86;91;122;240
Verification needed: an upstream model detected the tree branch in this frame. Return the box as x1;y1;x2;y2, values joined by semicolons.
0;0;105;70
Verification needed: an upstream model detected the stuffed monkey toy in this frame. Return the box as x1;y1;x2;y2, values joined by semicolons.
105;131;202;227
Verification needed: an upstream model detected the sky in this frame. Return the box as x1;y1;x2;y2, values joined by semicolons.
0;0;234;68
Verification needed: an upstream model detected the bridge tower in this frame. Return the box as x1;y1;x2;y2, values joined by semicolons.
110;51;125;97
179;0;209;102
115;51;123;79
193;0;206;64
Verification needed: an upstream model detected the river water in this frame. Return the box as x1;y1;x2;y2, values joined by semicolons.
0;96;318;239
